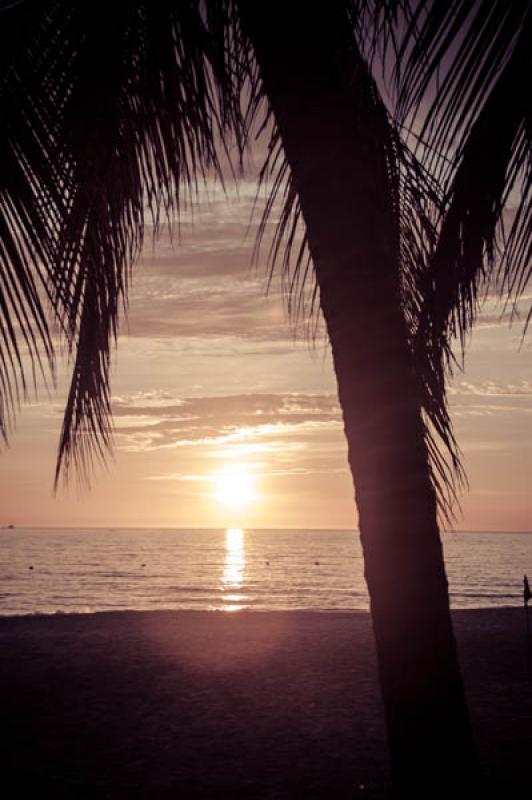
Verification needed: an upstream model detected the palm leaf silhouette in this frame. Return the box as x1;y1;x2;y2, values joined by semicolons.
0;1;529;510
0;1;246;484
395;0;531;364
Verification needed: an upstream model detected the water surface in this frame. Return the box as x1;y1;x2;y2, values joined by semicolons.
0;528;530;616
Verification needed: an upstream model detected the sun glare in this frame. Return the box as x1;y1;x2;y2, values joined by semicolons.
214;468;256;509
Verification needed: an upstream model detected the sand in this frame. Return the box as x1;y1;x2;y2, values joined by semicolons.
1;608;531;798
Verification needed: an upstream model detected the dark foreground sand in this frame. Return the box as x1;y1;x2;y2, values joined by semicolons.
1;608;531;798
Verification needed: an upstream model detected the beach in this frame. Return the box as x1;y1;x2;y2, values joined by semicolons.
1;608;530;798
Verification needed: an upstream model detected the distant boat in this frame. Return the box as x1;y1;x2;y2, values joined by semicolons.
6;524;15;530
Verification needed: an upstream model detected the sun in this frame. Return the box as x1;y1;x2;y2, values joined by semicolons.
214;468;256;509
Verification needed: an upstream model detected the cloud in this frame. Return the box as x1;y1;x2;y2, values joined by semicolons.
113;391;339;419
450;380;532;398
134;177;290;281
111;391;342;453
121;277;295;341
115;174;316;344
146;463;346;482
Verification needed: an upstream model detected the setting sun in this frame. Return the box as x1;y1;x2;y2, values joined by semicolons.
213;469;256;509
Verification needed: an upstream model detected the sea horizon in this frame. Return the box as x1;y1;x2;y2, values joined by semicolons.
3;525;532;534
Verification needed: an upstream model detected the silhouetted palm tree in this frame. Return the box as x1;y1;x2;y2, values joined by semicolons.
0;1;529;795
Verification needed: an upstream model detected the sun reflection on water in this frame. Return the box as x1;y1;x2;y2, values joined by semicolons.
222;528;246;611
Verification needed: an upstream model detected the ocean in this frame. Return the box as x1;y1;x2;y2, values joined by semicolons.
0;528;530;616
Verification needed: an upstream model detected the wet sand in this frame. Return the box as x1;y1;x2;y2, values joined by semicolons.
1;608;530;798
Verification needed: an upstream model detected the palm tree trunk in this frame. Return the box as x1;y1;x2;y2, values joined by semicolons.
239;2;479;795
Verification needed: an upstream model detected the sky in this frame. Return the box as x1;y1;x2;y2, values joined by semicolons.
0;178;530;531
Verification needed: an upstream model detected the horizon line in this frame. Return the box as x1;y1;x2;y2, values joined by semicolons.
2;525;532;535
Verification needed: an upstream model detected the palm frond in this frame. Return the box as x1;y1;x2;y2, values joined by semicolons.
395;0;531;357
0;0;247;484
343;1;531;518
252;119;317;336
0;0;62;442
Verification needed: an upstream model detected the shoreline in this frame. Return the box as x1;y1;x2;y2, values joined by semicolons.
0;603;524;620
2;607;531;798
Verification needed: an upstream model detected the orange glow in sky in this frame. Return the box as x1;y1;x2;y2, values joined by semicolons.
0;183;530;532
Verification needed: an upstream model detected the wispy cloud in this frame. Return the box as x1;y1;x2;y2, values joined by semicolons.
450;380;532;398
111;391;342;454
